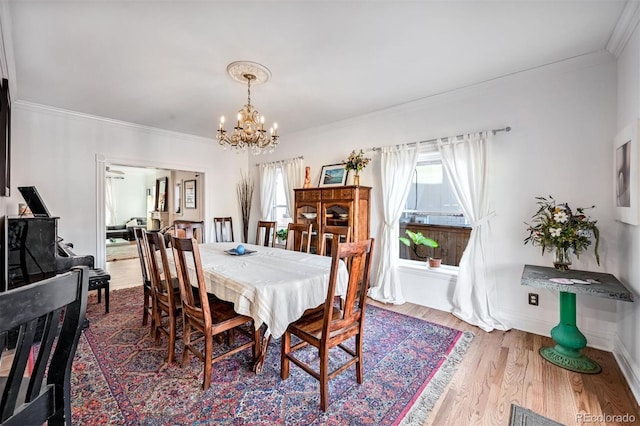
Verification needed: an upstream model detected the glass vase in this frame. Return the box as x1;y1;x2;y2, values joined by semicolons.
553;246;572;271
353;174;360;186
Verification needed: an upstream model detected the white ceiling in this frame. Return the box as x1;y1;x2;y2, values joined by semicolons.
5;1;628;139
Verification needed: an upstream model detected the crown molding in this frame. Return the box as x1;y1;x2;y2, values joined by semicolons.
13;100;214;145
607;0;640;58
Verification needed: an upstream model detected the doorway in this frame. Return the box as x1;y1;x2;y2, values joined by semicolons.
96;155;205;268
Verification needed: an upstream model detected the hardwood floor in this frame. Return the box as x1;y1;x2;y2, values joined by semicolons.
106;258;640;425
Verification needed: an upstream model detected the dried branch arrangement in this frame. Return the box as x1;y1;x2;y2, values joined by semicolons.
236;170;255;243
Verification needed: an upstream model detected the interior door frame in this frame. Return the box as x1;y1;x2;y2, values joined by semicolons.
95;153;205;269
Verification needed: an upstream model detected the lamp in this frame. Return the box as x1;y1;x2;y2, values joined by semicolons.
217;61;279;155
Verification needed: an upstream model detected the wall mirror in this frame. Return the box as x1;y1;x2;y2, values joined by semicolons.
155;177;168;212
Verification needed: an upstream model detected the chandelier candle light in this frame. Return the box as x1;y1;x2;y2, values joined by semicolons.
217;61;279;155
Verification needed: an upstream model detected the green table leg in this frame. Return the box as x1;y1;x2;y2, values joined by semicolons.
539;291;601;374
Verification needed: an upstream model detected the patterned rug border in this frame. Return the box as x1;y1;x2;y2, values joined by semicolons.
398;330;474;425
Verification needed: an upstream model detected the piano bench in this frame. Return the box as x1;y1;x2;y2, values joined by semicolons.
88;268;111;313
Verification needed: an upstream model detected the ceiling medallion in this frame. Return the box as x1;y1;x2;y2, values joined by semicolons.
216;61;279;155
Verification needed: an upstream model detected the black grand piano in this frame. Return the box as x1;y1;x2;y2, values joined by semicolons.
3;186;94;292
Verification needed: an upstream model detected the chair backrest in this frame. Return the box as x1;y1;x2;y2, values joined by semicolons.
170;236;211;328
285;222;312;253
133;227;151;288
213;217;234;242
318;225;352;257
324;238;374;331
143;231;177;308
0;267;88;425
173;220;204;242
256;220;276;247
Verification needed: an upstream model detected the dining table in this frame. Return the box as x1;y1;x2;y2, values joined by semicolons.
168;242;349;372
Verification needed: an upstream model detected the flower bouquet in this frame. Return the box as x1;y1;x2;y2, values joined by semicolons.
343;150;371;186
524;196;600;270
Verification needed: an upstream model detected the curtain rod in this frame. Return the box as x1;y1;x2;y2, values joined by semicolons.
371;126;511;151
255;155;304;167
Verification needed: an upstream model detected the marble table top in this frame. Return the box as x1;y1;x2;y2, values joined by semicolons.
521;264;634;302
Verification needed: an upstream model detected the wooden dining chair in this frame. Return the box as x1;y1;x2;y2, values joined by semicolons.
256;220;276;247
133;227;153;327
143;230;182;363
173;220;204;242
170;235;260;390
0;267;88;426
285;222;312;253
318;225;352;256
280;238;375;411
213;217;234;242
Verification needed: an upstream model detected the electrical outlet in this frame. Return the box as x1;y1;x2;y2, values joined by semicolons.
528;293;539;306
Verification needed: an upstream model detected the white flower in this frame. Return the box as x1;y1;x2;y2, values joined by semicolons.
553;211;569;223
549;228;562;237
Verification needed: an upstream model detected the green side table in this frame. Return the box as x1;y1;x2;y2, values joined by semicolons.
521;264;633;374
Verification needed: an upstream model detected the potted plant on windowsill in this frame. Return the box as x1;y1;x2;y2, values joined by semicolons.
276;229;288;245
399;230;441;267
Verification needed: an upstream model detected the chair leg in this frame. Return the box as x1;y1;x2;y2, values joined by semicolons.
142;286;150;326
181;323;191;367
153;309;162;346
280;331;290;380
203;333;213;390
252;325;261;361
104;283;109;313
167;315;176;364
356;333;363;384
97;288;102;304
319;346;329;411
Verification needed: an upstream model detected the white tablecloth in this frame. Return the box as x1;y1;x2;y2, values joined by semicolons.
170;242;348;339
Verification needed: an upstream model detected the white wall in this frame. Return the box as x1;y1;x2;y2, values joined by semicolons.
108;168;150;225
251;51;620;351
614;17;640;403
10;102;248;263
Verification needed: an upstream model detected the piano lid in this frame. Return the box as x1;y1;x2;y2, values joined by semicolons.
18;186;51;218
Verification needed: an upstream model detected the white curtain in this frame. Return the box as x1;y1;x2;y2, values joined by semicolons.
259;162;278;220
281;157;305;220
369;145;418;304
438;132;508;332
105;177;117;226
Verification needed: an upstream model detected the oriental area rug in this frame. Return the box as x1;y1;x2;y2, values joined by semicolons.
71;287;473;425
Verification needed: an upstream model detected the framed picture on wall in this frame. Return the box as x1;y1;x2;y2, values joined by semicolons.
184;179;197;209
318;164;348;187
614;119;640;225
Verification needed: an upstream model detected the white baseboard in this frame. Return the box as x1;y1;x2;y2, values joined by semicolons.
613;334;640;405
499;307;613;351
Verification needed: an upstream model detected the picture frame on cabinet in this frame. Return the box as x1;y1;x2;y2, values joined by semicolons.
614;119;640;225
318;164;348;187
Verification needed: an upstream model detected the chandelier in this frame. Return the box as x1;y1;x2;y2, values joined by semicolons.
217;61;279;155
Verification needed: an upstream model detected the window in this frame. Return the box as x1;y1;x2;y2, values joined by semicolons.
272;167;292;232
399;152;471;266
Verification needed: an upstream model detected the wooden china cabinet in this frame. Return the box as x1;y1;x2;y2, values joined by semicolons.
293;186;371;254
